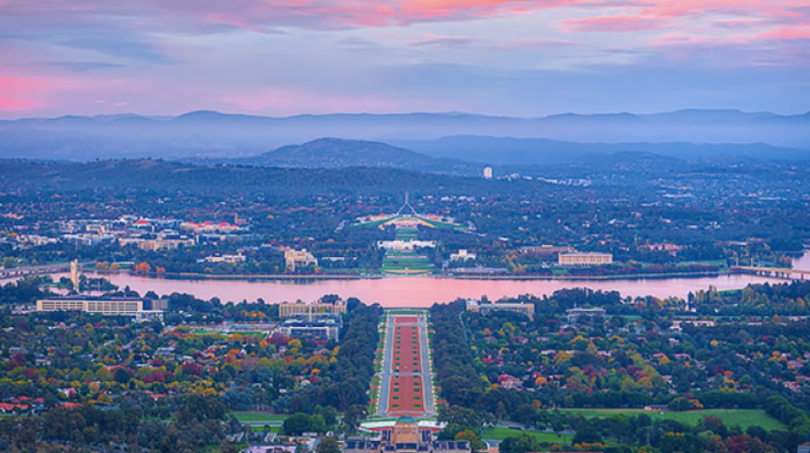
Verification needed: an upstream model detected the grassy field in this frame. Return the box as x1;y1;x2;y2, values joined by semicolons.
382;255;433;267
250;425;281;432
190;328;220;335
383;256;432;265
395;227;419;239
353;218;391;229
232;411;287;423
228;331;267;338
482;427;572;442
385;309;427;314
189;329;266;338
379;226;435;274
557;408;785;431
419;218;465;230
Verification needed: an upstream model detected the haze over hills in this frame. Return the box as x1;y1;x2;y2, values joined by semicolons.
389;136;810;165
232;138;481;175
0;109;807;163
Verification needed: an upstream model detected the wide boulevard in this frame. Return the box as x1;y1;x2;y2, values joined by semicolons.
376;312;436;418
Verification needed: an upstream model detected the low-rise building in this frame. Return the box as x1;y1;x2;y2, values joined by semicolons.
36;297;164;322
284;248;318;271
278;299;346;318
450;249;476;261
566;307;606;324
344;416;470;453
278;313;341;341
466;299;534;320
558;252;613;266
519;245;575;257
179;221;243;234
377;240;436;251
202;254;246;263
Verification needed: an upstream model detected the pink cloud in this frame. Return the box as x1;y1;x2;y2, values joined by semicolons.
398;0;576;20
0;75;43;110
712;17;765;29
410;34;476;47
562;12;668;32
494;37;582;50
2;0;809;38
215;86;460;114
0;0;582;31
757;24;810;39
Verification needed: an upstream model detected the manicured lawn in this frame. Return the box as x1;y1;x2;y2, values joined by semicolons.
381;247;434;274
383;256;432;266
250;425;281;432
482;427;572;442
190;329;220;335
385;309;426;314
557;408;785;431
232;411;287;423
420;218;466;230
382;267;432;275
229;331;268;338
352;218;391;229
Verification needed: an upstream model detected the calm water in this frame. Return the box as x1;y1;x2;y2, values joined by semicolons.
53;251;805;307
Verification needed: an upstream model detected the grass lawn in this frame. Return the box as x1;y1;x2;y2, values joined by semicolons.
383;256;433;267
482;427;572;442
383;268;433;275
232;411;287;423
229;331;267;338
383;259;433;267
250;425;281;432
352;217;394;229
190;328;219;335
557;408;785;431
420;218;466;230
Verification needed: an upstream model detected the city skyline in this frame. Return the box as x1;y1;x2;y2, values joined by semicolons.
1;0;808;119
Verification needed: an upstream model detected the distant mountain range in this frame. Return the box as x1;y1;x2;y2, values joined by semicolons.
389;136;810;165
0;109;807;163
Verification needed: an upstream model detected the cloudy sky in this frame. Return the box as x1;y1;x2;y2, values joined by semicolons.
1;0;808;118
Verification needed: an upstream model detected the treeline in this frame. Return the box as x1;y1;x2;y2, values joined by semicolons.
499;411;806;453
288;302;381;416
0;159;545;197
0;394;232;453
693;281;810;316
503;289;622;314
765;394;810;439
430;300;484;407
0;277;48;305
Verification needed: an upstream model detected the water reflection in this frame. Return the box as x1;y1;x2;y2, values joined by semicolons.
17;252;809;307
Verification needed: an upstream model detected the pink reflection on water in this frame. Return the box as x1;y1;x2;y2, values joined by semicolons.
79;273;786;307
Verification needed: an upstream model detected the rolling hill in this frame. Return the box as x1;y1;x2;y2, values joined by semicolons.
233;138;481;175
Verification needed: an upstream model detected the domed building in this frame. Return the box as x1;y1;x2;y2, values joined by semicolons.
344;416;470;453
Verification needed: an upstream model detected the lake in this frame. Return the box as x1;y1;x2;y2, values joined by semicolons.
63;252;808;307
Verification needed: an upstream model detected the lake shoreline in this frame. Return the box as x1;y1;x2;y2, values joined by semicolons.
120;269;772;283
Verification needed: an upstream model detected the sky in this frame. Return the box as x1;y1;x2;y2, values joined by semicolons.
0;0;809;118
